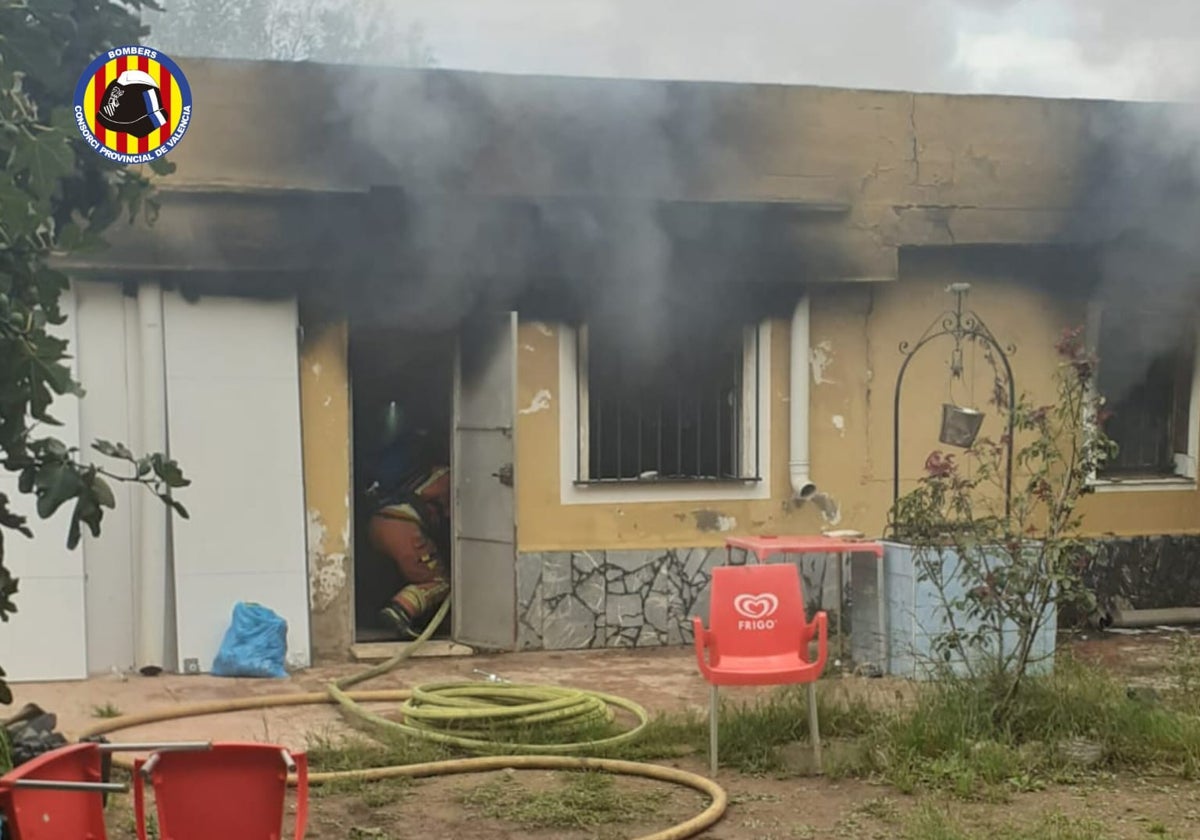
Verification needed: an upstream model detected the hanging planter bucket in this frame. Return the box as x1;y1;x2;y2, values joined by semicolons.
939;403;985;448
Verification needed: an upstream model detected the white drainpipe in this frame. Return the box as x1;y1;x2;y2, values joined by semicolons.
135;283;169;672
790;296;817;500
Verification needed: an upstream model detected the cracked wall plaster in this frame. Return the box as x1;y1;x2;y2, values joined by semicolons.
307;509;347;612
519;389;553;415
810;340;836;384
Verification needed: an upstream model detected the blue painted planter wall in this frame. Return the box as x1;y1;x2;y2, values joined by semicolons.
851;541;1057;679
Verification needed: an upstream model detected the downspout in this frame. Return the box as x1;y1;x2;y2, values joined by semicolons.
790;296;817;500
135;283;169;673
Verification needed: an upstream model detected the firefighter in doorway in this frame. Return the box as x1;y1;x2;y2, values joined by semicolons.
365;404;451;641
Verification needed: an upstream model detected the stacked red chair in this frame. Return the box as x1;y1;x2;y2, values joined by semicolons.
133;741;308;840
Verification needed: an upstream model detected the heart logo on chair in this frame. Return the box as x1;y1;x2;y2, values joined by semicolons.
733;593;779;620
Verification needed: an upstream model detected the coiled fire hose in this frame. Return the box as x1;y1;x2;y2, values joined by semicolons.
76;598;728;840
326;600;652;754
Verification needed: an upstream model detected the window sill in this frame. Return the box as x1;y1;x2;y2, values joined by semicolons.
1090;476;1197;493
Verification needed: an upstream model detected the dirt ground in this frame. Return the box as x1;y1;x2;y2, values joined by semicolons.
101;760;1200;840
15;628;1200;839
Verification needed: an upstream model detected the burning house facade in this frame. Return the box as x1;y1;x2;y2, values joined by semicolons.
9;59;1200;678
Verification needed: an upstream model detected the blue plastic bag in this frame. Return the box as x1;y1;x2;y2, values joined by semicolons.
211;601;289;678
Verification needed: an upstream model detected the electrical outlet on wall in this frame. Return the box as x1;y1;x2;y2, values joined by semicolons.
183;658;200;674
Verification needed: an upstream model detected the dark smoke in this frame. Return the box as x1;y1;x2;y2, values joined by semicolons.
273;65;859;361
1064;100;1200;402
329;69;714;358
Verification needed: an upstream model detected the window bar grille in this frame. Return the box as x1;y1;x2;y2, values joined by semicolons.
575;326;583;482
595;389;603;483
656;403;663;476
676;391;683;478
733;342;742;477
637;402;643;477
615;395;622;480
753;326;761;478
578;322;763;483
715;384;722;478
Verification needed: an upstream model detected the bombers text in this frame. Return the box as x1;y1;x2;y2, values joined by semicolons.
107;47;158;60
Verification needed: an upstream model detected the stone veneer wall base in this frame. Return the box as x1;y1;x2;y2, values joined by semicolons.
516;549;849;651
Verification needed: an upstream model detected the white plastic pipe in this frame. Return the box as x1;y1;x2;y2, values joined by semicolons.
790;296;817;500
135;283;169;673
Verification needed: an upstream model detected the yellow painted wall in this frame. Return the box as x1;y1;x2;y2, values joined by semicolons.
514;255;1200;550
297;309;354;658
515;317;828;551
1081;479;1200;536
293;255;1200;660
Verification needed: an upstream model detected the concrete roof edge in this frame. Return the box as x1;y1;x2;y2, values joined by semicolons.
170;55;1200;110
150;183;854;210
152;182;369;197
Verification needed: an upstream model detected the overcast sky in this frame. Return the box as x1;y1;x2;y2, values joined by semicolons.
357;0;1199;101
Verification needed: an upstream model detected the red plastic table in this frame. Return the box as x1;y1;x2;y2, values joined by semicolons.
723;535;887;670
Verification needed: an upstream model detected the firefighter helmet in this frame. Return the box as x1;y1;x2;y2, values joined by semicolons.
96;69;169;139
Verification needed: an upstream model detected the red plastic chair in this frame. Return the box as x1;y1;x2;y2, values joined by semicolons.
692;562;829;774
133;742;308;840
0;742;122;840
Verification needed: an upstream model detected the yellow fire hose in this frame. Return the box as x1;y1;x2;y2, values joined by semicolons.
76;599;729;840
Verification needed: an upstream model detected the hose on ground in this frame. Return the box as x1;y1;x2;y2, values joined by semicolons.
326;599;650;754
75;596;728;840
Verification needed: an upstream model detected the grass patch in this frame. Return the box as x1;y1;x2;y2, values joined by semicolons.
91;702;122;718
607;683;872;775
461;770;665;831
855;655;1200;799
904;804;1118;840
305;684;861;778
306;730;450;770
305;652;1200;804
304;730;443;798
1165;633;1200;715
124;808;159;840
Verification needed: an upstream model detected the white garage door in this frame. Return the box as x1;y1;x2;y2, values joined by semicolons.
163;292;310;672
74;280;141;676
0;286;88;682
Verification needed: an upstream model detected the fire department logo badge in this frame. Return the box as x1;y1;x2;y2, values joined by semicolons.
72;45;193;165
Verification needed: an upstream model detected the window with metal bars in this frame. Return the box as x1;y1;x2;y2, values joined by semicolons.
1095;305;1196;478
575;320;761;483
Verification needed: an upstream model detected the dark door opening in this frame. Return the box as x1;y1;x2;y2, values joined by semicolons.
349;324;454;643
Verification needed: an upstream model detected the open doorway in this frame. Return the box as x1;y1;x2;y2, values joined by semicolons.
349;324;454;643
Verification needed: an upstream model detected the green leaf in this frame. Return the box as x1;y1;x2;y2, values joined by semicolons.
0;493;30;538
36;463;80;519
55;222;109;254
10;130;75;204
152;455;190;488
93;439;134;461
0;182;36;239
148;157;177;177
91;475;115;509
33;462;59;490
0;20;60;93
0;0;187;691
